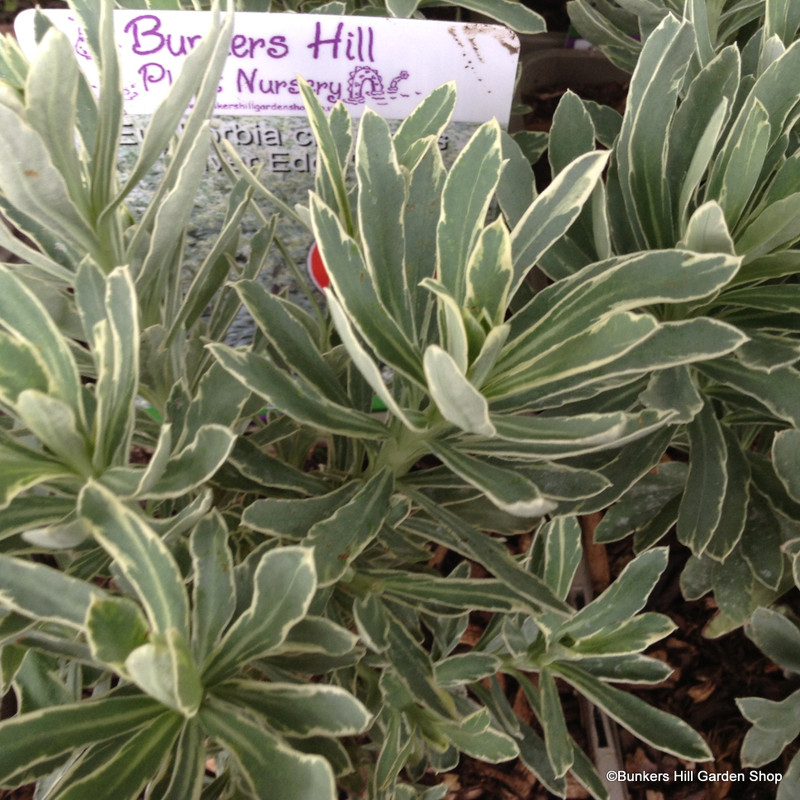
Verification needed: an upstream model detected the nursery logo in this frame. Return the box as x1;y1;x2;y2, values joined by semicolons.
15;11;520;124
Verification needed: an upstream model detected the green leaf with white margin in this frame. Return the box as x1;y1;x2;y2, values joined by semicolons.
135;122;210;302
202;547;316;685
298;77;353;234
698;358;800;428
409;493;571;616
561;548;669;639
507;250;742;369
309;195;424;385
375;571;529;615
0;433;73;510
440;0;545;33
704;426;751;562
772;429;800;503
386;0;419;18
51;711;183;800
640;365;703;423
738;690;800;767
680;201;736;254
677;399;728;555
569;613;677;656
594;462;687;544
717;97;770;229
214;680;371;738
393;83;456;169
0;695;165;786
0;106;98;260
484;312;659;401
616;16;694;248
200;697;337;800
538;668;572;777
140;425;235;500
235;279;348;405
357;109;414;336
420;277;469;373
540;516;582;601
0;554;104;631
428;440;556;518
154;719;204;800
711;541;780;628
566;0;641;73
125;629;203;717
85;0;123;223
572;653;673;685
676;102;730;231
243;483;360;540
434;653;501;687
666;43;739;220
79;481;190;638
86;595;149;669
0;266;84;421
375;711;415;792
325;292;423;432
278;616;358;656
437;120;503;305
92;267;139;471
24;28;87;217
15;389;92;476
466;216;513;327
424;345;495;436
746;606;800;674
468;324;510;390
736;192;800;261
304;469;393;586
506;251;743;389
484;410;654;456
497;130;536;229
510;150;610;296
209;343;388;439
554;662;711;760
435;707;519;763
190;512;236;665
384;609;457;719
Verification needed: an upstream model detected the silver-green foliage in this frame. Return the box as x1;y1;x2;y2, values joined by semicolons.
0;2;723;799
543;9;800;635
738;604;800;800
567;0;800;74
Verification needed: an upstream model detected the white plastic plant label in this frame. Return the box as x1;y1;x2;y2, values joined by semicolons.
15;10;520;334
15;10;519;123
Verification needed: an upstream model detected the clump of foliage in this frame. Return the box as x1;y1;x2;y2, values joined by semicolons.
0;0;797;798
548;0;800;792
544;6;800;633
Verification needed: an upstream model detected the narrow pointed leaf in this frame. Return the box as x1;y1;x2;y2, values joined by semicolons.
305;469;393;585
203;547;316;685
555;662;711;760
437;120;503;305
0;695;164;786
424;346;494;436
214;680;371;738
428;441;555;518
79;481;190;637
200;698;336;800
209;343;388;439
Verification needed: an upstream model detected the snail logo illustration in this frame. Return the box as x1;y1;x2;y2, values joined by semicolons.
344;67;410;105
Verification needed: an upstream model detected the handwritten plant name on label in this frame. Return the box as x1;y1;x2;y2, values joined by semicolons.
15;11;520;123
